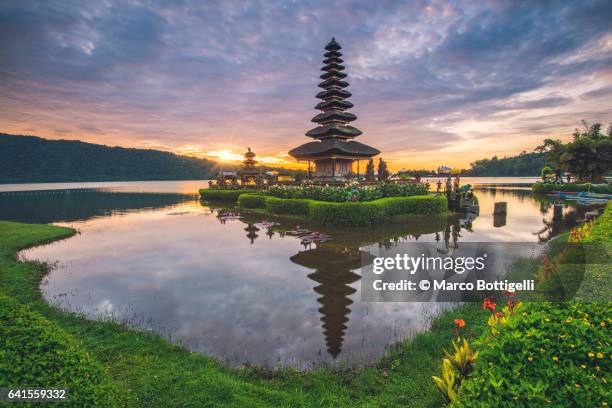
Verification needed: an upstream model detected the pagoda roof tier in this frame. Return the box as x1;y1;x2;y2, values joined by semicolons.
320;71;347;80
325;38;341;51
306;123;362;138
289;139;380;159
321;63;345;71
318;78;348;89
316;88;351;100
324;50;342;58
311;109;356;124
315;99;353;110
323;57;344;65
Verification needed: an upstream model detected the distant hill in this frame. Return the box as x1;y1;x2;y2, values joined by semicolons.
0;133;218;183
463;151;546;177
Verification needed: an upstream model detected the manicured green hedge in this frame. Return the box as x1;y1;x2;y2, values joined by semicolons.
0;295;117;405
237;193;266;209
309;200;387;225
532;182;612;194
379;195;449;216
238;194;447;225
455;302;610;408
265;196;310;215
199;189;258;201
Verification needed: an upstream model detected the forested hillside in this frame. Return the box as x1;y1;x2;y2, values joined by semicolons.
463;151;546;176
0;134;217;183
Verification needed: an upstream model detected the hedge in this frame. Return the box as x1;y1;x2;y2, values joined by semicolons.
264;196;310;216
199;189;258;201
532;182;612;194
237;194;448;225
0;295;118;405
378;195;449;216
237;193;266;209
309;200;387;225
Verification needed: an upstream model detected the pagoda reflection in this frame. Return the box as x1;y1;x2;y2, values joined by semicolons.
290;245;372;358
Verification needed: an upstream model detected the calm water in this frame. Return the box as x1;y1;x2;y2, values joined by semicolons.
2;179;600;368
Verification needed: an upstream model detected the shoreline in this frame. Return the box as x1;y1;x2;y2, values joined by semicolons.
0;219;494;407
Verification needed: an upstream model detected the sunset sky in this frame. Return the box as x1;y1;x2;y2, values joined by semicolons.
1;0;611;170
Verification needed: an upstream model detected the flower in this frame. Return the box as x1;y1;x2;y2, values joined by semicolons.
597;352;604;359
552;356;559;362
482;298;496;311
454;319;466;328
588;352;595;358
495;312;504;319
504;289;516;297
527;356;533;362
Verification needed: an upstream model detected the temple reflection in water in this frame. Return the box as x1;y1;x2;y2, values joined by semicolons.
290;246;370;357
203;187;603;361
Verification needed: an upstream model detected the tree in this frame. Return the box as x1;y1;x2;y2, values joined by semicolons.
377;158;390;181
538;122;612;183
540;166;553;181
365;159;375;181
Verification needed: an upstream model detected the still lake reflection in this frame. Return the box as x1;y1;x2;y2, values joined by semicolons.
6;182;598;368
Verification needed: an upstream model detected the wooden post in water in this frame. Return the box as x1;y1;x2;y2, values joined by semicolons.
493;202;507;215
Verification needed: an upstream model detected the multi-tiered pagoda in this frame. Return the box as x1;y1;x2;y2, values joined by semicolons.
289;38;379;181
238;147;260;185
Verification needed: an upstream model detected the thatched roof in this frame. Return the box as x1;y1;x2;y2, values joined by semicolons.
289;139;379;159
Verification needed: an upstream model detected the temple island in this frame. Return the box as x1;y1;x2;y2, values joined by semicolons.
201;39;476;220
289;38;380;182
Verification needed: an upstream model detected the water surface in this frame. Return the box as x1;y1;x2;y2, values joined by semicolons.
4;179;599;368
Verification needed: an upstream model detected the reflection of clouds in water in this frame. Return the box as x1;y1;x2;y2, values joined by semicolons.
21;187;580;369
29;204;446;368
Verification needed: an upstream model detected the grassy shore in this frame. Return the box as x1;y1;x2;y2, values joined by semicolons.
0;219;501;407
532;181;612;194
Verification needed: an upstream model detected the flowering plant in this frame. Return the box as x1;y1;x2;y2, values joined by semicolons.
266;182;429;203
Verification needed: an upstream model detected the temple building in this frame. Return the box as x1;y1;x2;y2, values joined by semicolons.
289;38;380;181
238;147;261;186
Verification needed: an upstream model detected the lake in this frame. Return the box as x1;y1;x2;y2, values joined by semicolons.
1;178;600;369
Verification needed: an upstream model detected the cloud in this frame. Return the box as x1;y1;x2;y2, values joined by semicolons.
0;0;611;169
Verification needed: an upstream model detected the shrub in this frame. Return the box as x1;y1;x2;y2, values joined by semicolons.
266;182;430;202
237;193;266;209
455;204;611;407
532;182;612;194
309;200;387;225
540;166;553;181
264;196;310;215
239;195;447;225
455;302;610;408
199;189;258;201
0;295;118;405
379;195;448;216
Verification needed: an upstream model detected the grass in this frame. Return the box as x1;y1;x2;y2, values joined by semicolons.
532;181;612;194
0;220;494;407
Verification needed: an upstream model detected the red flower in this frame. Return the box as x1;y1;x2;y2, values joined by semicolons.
482;298;496;311
454;319;466;329
504;290;516;297
495;312;504;319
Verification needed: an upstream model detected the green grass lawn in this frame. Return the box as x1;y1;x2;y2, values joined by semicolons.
0;220;492;407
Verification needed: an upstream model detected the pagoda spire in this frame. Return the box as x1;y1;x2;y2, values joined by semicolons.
307;38;362;140
288;38;380;181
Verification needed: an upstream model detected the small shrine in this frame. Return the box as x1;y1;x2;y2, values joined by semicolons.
237;147;263;187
